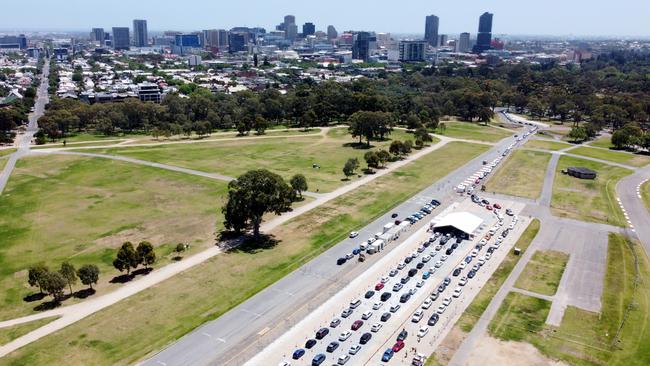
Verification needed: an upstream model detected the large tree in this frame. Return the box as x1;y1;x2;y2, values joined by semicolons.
113;242;140;275
136;241;156;269
42;271;66;302
59;262;77;295
77;264;100;290
27;263;49;294
343;158;360;179
289;174;308;198
222;170;294;239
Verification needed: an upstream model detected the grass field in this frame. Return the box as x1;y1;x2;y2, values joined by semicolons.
485;150;551;199
0;154;228;320
0;148;16;158
642;180;650;213
488;292;552;341
514;250;569;296
589;135;615;149
0;142;489;365
80;128;423;193
434;121;512;142
524;139;572;151
457;219;541;332
551;156;632;227
0;317;58;346
489;233;650;366
569;146;650;167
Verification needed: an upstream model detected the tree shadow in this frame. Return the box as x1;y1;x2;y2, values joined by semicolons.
227;233;279;254
109;274;133;284
362;168;376;175
74;288;96;299
33;294;70;312
132;267;153;277
23;292;46;303
342;142;374;150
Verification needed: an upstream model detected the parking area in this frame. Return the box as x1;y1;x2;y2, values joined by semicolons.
246;197;530;366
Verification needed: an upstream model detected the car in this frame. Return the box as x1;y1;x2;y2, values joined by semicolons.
453;268;462;277
371;323;383;332
472;264;480;272
351;320;364;330
471;249;479;257
360;332;372;344
412;310;424;323
398;261;407;268
305;339;317;349
416;262;425;269
459;261;467;269
443;277;451;285
293;348;306;359
339;331;352;341
400;276;411;284
505;208;514;216
434;261;443;268
364;290;375;299
316;327;330;339
389;269;398;277
342;307;354;318
485;252;492;260
392;340;405;352
408;268;418;277
459;277;468;286
422;271;431;280
330;318;341;328
349;232;359;238
478;258;486;266
409;287;418;295
312;353;326;366
428;313;440;326
393;283;404;291
435;244;442;251
380;276;389;284
445;247;454;255
430;292;439;301
422;255;431;263
411;251;420;258
350;299;361;309
417;326;429;338
382;312;393;321
436;305;446;314
468;269;477;279
326;341;339;353
416;280;425;288
442;296;452;306
391;213;399;218
431;199;441;206
404;256;413;264
337;354;350;365
345;253;354;260
362;310;373;320
441;255;449;261
400;293;411;303
481;199;490;205
367;237;376;245
373;302;383;310
389;304;400;313
494;203;502;209
486;205;493;211
375;282;385;291
464;256;473;264
453;287;463;298
380;292;392;302
437;284;446;293
417;246;426;253
382;349;394;362
337;257;347;265
348;344;361;355
397;329;408;341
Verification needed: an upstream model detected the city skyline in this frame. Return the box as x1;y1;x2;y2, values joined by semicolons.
1;0;649;37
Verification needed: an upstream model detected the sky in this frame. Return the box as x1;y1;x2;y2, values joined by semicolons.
2;0;649;37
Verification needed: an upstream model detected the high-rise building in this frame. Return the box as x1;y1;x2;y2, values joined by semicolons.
217;29;230;48
0;34;28;49
111;27;130;50
303;22;316;37
228;32;247;53
438;34;448;47
398;41;426;62
91;28;105;46
352;32;376;62
424;15;439;47
284;15;296;26
457;32;470;53
132;19;148;47
203;29;219;48
286;24;298;41
174;34;201;47
327;25;338;40
473;12;493;53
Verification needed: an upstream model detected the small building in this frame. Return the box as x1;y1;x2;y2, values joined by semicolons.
137;83;162;103
567;167;597;180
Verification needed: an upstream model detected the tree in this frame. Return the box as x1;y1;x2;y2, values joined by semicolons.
174;243;187;258
28;263;49;294
611;129;629;149
42;271;66;302
59;262;77;295
289;174;308;199
389;140;403;157
364;151;380;169
568;126;588;143
401;140;413;155
77;264;99;290
113;242;140;275
343;158;360;179
377;149;391;167
136;241;156;269
222;169;294;240
254;116;268;135
414;128;433;145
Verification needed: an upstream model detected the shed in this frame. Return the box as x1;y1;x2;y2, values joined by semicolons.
567;166;597;180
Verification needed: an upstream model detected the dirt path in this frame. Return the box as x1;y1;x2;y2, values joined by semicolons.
463;334;569;366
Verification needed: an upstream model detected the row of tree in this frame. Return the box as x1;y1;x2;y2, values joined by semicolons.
610;122;650;150
112;241;157;275
28;263;99;302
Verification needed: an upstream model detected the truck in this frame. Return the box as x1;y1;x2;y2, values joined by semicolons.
366;239;385;254
383;222;395;233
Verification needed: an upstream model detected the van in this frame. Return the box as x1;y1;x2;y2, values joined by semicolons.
350;299;361;309
390;304;401;312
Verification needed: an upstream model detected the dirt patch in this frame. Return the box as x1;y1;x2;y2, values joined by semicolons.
464;335;569;366
434;326;467;365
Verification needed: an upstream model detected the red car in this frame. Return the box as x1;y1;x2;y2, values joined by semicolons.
352;320;364;331
375;283;384;291
486;205;493;211
392;340;405;352
494;203;502;209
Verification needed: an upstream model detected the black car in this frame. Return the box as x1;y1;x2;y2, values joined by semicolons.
381;292;392;302
445;248;454;255
481;199;490;205
408;268;418;277
397;329;408;341
452;268;462;277
360;332;372;344
455;237;463;244
316;327;329;340
440;236;449;245
401;276;411;284
404;256;413;264
365;290;375;299
431;199;441;206
452;242;459;249
337;257;347;265
502;229;510;238
487;247;496;254
468;269;477;279
416;262;425;269
391;213;399;218
423;241;431;248
305;339;317;349
381;312;391;322
400;293;411;303
326;341;339;353
428;313;439;326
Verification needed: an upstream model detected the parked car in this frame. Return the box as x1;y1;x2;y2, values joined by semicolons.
392;340;405;352
348;344;361;355
360;332;372;344
397;329;408;341
330;318;341;328
371;323;383;332
293;348;306;359
364;290;375;299
305;339;317;349
349;232;359;238
339;331;352;341
381;292;392;301
341;308;353;318
381;312;392;321
326;341;339;353
312;353;326;366
337;257;347;265
351;320;364;331
375;283;385;291
350;299;361;308
428;313;439;326
382;349;394;362
316;328;329;339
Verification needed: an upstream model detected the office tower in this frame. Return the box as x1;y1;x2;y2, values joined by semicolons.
438;34;448;47
327;25;338;40
458;32;470;52
303;22;316;37
352;32;376;62
217;29;230;48
284;15;296;26
91;28;105;45
473;12;493;53
174;34;201;47
132;19;148;47
424;15;439;47
111;27;130;50
286;24;298;41
203;29;219;48
398;41;426;62
228;32;247;53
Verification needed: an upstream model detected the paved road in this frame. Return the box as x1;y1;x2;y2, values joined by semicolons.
617;165;650;255
141;131;529;366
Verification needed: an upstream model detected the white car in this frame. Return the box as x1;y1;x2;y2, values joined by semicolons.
362;310;373;320
422;255;431;263
422;298;433;309
442;296;452;306
429;267;437;274
367;237;376;244
417;326;429;338
337;354;350;365
478;258;486;266
434;261;443;268
459;277;468;286
371;323;383;332
397;262;406;270
470;249;479;257
485;252;492;260
380;276;389;284
458;261;467;269
440;255;449;261
349;231;359;238
416;280;425;288
479;239;487;245
436;305;446;314
349;345;361;355
411;251;420;258
339;331;352;341
453;287;463;298
411;309;424;323
373;302;383;310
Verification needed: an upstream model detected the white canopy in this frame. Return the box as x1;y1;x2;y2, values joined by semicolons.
433;211;483;236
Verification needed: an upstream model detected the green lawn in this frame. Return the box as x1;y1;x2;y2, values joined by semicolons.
0;154;228;320
488;292;552;341
551;156;633;227
79;128;423;193
0;148;16;158
514;250;569;296
457;219;541;332
569;146;650;167
589;135;615;149
0;142;489;366
642;180;650;213
485;150;551;199
0;317;58;346
524;139;572;151
434;121;512;142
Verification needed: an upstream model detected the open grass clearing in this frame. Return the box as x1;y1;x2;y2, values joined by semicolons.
0;148;16;158
524;139;572;151
589;135;615;149
514;250;569;296
0;154;228;320
485;150;551;199
0;142;488;365
434;121;512;142
0;317;58;346
569;146;650;167
80;128;423;193
551;156;632;227
488;292;552;341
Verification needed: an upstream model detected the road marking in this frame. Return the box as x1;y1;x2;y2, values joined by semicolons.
242;309;263;318
258;327;271;336
155;361;167;366
202;332;212;338
216;337;226;343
